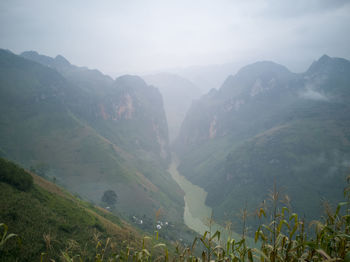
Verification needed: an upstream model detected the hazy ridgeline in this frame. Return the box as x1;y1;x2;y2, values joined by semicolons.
174;56;350;228
1;0;350;260
1;48;350;261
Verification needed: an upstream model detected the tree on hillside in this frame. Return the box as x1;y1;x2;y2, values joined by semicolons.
101;190;117;206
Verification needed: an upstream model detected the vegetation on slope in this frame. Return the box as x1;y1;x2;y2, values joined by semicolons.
0;49;184;224
1;158;349;261
175;55;350;228
0;157;141;261
0;158;33;191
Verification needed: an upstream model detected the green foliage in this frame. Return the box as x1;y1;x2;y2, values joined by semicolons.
175;55;350;230
0;223;21;261
0;223;20;250
250;181;350;262
75;179;350;261
3;179;350;261
0;178;140;261
101;190;117;206
0;157;33;191
0;49;183;225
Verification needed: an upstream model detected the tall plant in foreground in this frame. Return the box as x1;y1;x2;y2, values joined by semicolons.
253;178;350;262
2;178;350;261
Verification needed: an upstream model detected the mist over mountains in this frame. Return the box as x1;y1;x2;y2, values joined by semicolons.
1;1;350;260
143;73;201;142
0;49;184;223
2;48;349;223
1;47;350;260
175;54;350;224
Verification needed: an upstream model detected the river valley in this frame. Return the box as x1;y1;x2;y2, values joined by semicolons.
168;154;255;246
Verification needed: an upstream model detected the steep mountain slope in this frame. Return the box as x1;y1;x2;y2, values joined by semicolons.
20;51;170;162
21;50;114;94
171;61;246;94
0;157;141;261
175;55;350;224
0;49;182;222
92;75;170;162
143;73;201;142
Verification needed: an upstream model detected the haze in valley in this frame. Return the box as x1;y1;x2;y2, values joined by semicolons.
1;0;350;80
1;1;350;260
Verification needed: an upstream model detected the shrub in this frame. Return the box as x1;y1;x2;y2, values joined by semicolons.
101;190;117;206
0;158;33;191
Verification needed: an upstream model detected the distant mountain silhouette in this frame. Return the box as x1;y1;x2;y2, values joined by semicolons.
175;55;350;225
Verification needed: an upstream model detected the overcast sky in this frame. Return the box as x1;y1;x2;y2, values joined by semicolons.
1;0;350;76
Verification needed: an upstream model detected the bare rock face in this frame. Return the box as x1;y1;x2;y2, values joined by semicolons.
20;51;170;162
174;55;350;226
0;50;177;221
107;74;170;161
116;94;134;120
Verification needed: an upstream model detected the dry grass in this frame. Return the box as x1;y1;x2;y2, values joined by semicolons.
30;172;69;199
29;170;142;248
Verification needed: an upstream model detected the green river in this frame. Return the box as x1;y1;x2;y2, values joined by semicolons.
168;155;255;246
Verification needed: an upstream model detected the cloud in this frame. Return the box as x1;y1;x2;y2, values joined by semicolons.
259;0;350;18
0;0;349;75
300;89;329;101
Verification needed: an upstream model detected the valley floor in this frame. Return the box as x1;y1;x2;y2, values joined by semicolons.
168;153;255;247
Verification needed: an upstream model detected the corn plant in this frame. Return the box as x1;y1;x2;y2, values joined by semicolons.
2;179;350;261
252;180;350;262
0;223;21;250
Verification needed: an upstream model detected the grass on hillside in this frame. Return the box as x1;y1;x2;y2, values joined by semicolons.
2;177;349;261
0;163;142;261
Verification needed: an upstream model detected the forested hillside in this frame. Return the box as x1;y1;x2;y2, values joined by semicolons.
0;49;183;223
175;55;350;225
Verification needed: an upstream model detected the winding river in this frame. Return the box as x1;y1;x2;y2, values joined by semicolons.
168;154;253;245
168;155;212;234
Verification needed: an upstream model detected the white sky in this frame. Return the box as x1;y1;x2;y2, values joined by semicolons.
1;0;350;76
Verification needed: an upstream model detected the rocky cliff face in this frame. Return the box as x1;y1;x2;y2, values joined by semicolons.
143;73;201;142
20;51;170;162
175;61;298;151
104;75;170;161
175;55;350;225
0;49;178;221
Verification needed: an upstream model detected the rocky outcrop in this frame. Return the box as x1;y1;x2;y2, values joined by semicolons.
175;55;350;225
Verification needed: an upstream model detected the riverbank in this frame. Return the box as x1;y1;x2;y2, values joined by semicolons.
168;154;255;247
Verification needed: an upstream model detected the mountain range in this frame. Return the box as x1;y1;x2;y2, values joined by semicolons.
2;48;350;235
143;72;201;142
175;55;350;225
0;49;183;223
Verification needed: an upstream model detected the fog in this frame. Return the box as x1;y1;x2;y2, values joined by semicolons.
1;0;350;77
1;2;350;258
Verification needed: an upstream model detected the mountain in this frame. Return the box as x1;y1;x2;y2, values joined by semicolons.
143;73;201;142
0;49;182;224
21;51;114;94
170;61;247;94
20;51;170;162
175;55;350;225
